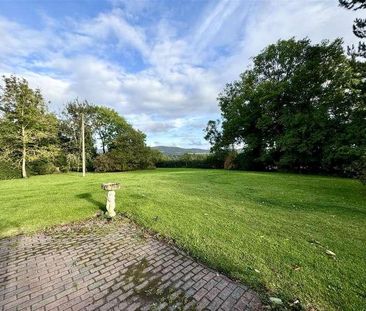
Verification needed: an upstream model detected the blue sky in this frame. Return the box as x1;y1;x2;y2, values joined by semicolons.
0;0;358;148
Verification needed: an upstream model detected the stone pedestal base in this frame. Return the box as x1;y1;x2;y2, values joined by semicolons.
105;190;116;217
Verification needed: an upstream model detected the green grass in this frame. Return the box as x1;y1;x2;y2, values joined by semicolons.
0;169;365;310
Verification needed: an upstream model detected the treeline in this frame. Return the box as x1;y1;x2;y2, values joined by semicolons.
205;38;366;181
0;76;163;179
156;153;223;169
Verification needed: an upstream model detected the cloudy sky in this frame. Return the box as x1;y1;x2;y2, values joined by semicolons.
0;0;358;148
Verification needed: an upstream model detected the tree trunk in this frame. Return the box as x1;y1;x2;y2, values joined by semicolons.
21;126;27;178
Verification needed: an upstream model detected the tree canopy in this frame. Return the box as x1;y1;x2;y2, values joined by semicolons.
0;76;59;177
91;106;131;154
0;76;163;177
60;99;160;173
59;99;97;171
205;38;366;175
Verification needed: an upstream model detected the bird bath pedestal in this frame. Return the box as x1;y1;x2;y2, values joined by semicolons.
101;183;121;218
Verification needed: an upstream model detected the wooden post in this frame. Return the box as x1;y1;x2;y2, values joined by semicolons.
81;113;86;177
21;125;27;178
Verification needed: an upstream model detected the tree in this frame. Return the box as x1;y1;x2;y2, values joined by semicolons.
94;127;160;172
59;99;96;171
0;76;59;178
60;102;160;172
91;106;131;154
206;38;366;175
204;120;222;152
339;0;366;57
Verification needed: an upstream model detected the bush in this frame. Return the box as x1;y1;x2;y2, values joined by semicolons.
93;153;121;172
29;160;57;175
156;159;210;168
234;151;266;171
94;148;159;172
156;152;227;169
0;161;21;180
346;156;366;185
205;153;225;169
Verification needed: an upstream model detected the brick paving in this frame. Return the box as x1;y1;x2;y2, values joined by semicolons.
0;218;262;310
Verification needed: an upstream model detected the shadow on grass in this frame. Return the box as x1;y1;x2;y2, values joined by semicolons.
76;193;105;212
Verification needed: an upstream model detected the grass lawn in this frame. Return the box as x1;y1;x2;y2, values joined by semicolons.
0;169;365;310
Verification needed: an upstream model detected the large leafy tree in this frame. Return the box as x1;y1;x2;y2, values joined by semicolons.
206;38;366;174
0;76;59;178
93;115;160;172
60;101;160;172
91;106;131;154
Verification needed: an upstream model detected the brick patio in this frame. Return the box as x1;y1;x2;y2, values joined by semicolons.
0;218;262;310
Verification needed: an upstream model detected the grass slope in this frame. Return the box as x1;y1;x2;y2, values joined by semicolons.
0;169;364;310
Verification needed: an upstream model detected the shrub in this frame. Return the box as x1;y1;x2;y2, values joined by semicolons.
29;160;57;175
156;152;226;169
205;152;225;169
94;148;159;172
0;161;21;180
93;153;121;172
234;151;266;171
156;159;210;168
347;156;366;185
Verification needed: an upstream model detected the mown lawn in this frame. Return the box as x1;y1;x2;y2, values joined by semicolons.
0;169;365;310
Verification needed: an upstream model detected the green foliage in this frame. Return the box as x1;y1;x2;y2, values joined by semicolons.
94;128;161;172
156;151;235;169
60;101;159;173
59;99;96;171
92;153;119;172
0;161;21;180
339;0;366;57
157;153;210;168
28;160;57;175
0;75;60;178
206;38;366;176
0;76;165;176
91;106;131;154
347;155;366;184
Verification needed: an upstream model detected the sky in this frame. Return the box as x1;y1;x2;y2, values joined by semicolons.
0;0;359;148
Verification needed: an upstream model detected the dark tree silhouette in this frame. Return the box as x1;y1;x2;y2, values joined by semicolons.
339;0;366;57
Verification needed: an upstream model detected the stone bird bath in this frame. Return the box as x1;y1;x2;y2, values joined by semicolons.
101;183;121;217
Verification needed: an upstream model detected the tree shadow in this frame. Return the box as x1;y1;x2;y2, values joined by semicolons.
76;193;105;212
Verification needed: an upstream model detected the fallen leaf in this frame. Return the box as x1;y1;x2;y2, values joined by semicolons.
326;250;336;257
254;269;260;273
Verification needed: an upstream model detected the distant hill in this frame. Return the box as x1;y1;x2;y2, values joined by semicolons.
152;146;209;156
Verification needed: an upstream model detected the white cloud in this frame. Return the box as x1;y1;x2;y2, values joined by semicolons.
0;0;360;148
212;0;359;81
80;9;149;55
